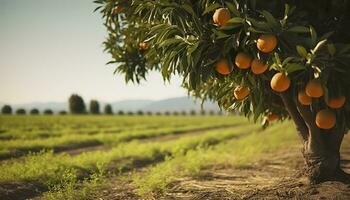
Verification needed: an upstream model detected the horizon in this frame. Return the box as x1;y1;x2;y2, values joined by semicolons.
0;95;194;105
0;0;186;104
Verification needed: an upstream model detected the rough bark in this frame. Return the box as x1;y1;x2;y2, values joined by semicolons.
279;91;349;184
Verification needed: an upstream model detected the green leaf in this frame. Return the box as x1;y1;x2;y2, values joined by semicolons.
202;3;221;15
327;43;336;56
226;17;244;24
182;4;196;17
225;2;240;16
296;46;308;58
219;23;242;31
285;63;305;73
212;29;231;39
260;10;278;29
286;26;309;33
310;26;317;46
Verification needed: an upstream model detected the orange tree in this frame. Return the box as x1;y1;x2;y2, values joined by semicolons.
95;0;350;183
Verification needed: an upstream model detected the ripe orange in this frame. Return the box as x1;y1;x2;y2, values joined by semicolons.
257;34;277;53
234;86;250;100
213;8;231;26
327;96;346;109
235;53;253;69
251;59;268;74
305;79;323;98
316;109;336;129
139;42;149;50
266;113;279;121
270;73;291;92
298;91;312;106
215;59;232;75
114;5;123;14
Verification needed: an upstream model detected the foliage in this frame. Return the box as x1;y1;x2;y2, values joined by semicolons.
104;104;113;115
44;109;54;115
136;110;144;115
117;110;125;115
90;100;101;114
59;110;67;115
15;108;26;115
30;109;40;115
68;94;86;114
95;0;350;127
1;105;12;115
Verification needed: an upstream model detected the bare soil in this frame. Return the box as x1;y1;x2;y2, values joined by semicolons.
96;135;350;200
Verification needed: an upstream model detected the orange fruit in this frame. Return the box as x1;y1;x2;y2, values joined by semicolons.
215;59;232;75
251;59;268;74
316;109;336;129
298;91;312;106
235;53;253;69
270;73;291;92
327;96;346;109
114;5;123;14
257;34;277;53
266;113;279;121
139;42;149;50
213;8;231;26
305;79;323;98
234;86;250;100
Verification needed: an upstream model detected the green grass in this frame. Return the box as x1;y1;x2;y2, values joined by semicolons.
0;115;299;199
133;122;298;195
0;115;246;159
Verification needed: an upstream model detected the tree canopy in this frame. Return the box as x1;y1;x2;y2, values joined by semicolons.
95;0;350;127
69;94;86;114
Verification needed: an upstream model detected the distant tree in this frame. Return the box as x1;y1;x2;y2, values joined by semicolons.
155;111;162;116
117;110;125;115
180;111;187;116
16;108;26;115
172;111;179;116
43;109;53;115
146;111;153;116
164;111;171;116
136;110;144;115
89;100;100;114
30;109;40;115
209;110;216;116
190;110;197;116
104;104;113;115
59;110;67;115
127;111;134;116
69;94;86;114
200;110;206;116
1;105;12;115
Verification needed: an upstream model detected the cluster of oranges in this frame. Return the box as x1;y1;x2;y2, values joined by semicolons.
213;8;279;122
212;7;346;127
298;79;345;129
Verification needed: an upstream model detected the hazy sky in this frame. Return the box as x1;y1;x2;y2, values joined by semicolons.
0;0;186;104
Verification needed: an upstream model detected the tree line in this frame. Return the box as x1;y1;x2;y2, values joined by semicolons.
1;94;223;116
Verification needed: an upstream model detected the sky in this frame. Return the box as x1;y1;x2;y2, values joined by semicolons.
0;0;186;104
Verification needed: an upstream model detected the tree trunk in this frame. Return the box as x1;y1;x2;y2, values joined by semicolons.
302;129;342;184
279;92;349;184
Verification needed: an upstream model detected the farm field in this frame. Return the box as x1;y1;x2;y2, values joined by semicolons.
0;115;349;200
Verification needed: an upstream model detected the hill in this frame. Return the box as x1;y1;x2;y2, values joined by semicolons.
0;96;220;113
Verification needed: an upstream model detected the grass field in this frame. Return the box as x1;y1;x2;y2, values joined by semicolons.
0;115;299;200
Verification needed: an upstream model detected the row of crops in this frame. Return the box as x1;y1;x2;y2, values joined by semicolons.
0;116;298;199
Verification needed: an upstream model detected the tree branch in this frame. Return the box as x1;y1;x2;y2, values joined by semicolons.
279;92;308;141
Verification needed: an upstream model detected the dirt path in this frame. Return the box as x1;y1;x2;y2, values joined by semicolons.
96;135;350;200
